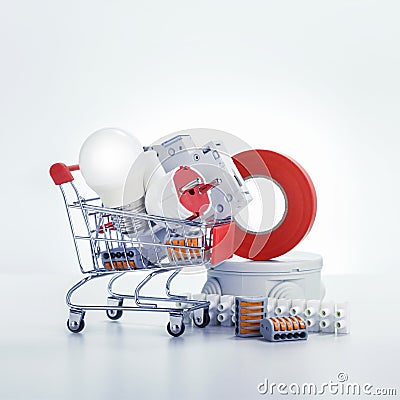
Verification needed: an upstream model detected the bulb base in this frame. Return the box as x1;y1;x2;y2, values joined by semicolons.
113;196;148;235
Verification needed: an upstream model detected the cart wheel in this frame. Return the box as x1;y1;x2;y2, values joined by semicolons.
193;308;210;328
167;321;185;337
67;318;85;333
106;309;123;320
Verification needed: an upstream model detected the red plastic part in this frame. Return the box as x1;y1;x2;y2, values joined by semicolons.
210;222;235;265
173;166;211;216
98;222;115;234
50;163;80;185
232;150;317;261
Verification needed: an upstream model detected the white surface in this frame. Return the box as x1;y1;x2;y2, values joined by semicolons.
1;1;400;274
0;272;398;400
144;167;192;220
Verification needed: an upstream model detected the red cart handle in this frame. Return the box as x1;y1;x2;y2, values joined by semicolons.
50;163;80;185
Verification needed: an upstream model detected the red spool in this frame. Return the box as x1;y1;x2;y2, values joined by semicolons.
232;149;317;260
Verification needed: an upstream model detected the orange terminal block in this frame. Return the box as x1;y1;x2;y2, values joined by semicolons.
260;316;308;342
235;296;268;338
166;236;203;263
101;246;149;271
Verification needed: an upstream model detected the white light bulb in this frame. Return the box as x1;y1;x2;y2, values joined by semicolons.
124;149;160;207
79;128;143;208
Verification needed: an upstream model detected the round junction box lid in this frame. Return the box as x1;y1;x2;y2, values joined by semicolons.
209;251;323;274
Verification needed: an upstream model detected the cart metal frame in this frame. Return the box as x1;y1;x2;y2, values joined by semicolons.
50;162;233;336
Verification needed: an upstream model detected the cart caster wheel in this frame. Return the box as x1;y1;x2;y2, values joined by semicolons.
106;309;123;320
193;308;210;328
167;321;185;337
67;318;85;333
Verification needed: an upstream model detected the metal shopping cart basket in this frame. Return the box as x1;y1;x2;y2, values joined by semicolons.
50;163;234;336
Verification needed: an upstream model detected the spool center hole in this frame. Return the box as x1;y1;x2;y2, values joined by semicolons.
234;176;287;234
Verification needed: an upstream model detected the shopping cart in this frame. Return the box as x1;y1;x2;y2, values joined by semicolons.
50;163;234;336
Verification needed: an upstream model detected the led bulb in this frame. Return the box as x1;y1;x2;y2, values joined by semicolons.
79;128;143;208
124;149;160;206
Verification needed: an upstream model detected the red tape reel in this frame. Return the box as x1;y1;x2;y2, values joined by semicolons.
232;149;317;261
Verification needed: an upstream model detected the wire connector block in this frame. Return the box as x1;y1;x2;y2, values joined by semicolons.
260;316;308;342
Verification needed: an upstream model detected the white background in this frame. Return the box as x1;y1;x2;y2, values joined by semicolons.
1;0;399;275
1;2;400;399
